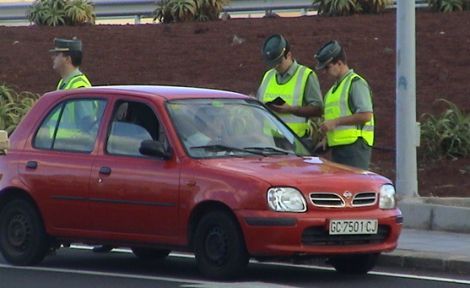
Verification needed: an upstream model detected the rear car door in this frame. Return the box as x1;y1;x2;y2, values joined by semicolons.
89;99;180;242
17;98;107;233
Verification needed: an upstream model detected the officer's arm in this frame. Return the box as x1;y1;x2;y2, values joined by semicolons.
334;112;373;126
290;105;322;118
290;72;323;117
255;82;264;101
320;112;372;133
271;100;322;117
345;78;373;125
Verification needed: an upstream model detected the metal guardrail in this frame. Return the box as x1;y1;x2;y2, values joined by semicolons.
0;0;158;21
224;0;313;15
0;0;428;24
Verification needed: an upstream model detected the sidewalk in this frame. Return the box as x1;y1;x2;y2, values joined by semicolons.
379;228;470;274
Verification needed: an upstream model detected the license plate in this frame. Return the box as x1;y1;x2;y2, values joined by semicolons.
329;219;378;235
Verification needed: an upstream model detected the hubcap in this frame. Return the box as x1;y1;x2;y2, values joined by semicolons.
205;226;228;265
6;213;31;251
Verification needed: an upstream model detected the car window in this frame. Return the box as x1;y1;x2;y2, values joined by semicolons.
34;104;62;150
34;99;106;153
106;100;168;157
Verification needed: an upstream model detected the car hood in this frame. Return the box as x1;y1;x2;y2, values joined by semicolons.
201;156;389;192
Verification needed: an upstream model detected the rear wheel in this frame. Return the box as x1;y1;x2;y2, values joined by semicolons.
330;253;379;274
193;211;249;279
131;247;170;261
0;198;49;266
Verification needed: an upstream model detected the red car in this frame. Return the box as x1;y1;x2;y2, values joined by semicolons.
0;86;402;279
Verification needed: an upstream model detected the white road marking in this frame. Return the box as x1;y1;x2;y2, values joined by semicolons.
259;262;470;285
0;263;211;285
181;283;299;288
181;282;296;288
0;263;298;288
371;270;470;285
70;245;470;284
1;245;469;285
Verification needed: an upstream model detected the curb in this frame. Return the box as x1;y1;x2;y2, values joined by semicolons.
399;199;470;233
379;250;470;275
289;250;470;275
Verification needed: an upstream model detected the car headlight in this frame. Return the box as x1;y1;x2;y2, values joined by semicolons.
267;187;307;212
379;184;396;209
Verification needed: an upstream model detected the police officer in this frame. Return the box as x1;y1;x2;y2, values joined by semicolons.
257;34;323;146
50;38;109;252
49;38;91;90
314;40;374;170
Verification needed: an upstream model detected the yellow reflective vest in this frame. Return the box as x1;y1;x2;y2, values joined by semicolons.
56;73;91;90
324;72;374;147
52;73;93;136
259;65;313;137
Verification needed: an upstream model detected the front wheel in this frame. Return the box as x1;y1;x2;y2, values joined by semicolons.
193;211;249;279
131;247;170;261
330;253;379;274
0;198;49;266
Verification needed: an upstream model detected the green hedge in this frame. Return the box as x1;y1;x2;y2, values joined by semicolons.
28;0;95;26
0;85;39;134
420;99;470;160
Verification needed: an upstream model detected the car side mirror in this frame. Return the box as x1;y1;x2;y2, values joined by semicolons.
139;140;171;159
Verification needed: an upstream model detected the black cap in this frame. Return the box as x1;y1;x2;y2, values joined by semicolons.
262;34;288;67
314;40;342;70
49;38;82;53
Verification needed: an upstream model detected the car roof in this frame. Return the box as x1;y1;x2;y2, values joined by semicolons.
50;85;251;101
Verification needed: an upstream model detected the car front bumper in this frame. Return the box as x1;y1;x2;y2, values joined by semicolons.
236;208;402;257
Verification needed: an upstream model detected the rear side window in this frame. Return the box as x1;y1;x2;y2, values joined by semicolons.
34;99;106;153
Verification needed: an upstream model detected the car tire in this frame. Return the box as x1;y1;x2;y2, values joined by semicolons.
131;247;170;261
330;253;379;274
193;211;249;279
0;198;49;266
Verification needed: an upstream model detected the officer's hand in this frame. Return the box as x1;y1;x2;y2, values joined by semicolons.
313;137;328;155
320;119;338;133
270;103;293;114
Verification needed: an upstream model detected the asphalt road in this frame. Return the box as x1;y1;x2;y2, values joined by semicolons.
1;247;470;288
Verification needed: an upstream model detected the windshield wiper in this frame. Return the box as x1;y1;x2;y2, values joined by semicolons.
243;146;293;155
190;144;267;156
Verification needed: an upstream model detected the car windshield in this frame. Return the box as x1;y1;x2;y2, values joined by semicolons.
167;98;310;158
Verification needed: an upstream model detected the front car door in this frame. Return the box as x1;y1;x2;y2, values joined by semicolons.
89;99;180;244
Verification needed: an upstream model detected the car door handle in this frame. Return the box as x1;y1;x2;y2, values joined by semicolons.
99;166;112;175
26;161;38;169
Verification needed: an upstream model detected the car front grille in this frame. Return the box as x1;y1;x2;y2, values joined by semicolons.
309;193;345;207
309;192;377;208
301;225;390;246
352;192;377;207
